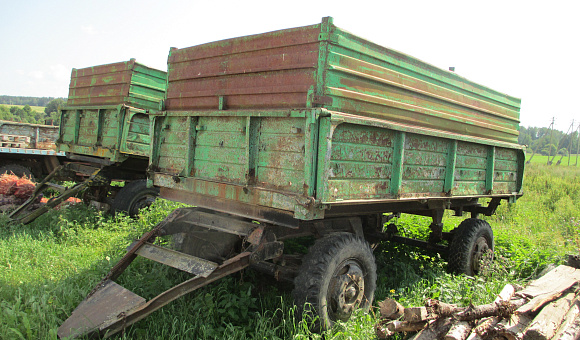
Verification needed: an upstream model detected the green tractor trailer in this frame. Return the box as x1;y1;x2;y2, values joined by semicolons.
10;59;167;222
52;17;523;337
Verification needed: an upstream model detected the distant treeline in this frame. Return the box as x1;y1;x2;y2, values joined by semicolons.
519;126;580;156
0;97;66;125
0;95;65;107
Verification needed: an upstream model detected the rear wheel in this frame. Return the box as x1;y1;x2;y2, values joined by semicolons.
111;180;159;217
448;218;494;275
293;233;377;331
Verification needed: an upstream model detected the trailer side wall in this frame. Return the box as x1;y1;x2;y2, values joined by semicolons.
165;17;520;143
150;109;524;221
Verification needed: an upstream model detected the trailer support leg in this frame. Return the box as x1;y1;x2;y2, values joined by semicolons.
428;209;444;243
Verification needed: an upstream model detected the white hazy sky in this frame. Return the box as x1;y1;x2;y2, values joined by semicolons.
1;0;578;130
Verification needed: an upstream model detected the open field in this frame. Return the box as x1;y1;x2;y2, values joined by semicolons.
526;153;580;166
1;162;578;339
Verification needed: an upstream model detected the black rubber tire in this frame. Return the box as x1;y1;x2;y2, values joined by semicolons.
111;180;159;217
448;218;494;276
0;164;34;180
292;233;377;331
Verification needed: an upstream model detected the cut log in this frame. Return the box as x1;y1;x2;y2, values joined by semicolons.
473;316;500;335
461;286;516;340
524;292;576;340
516;265;580;314
493;314;533;340
496;284;516;302
554;311;580;340
444;321;472;340
409;318;453;340
404;306;429;322
375;319;428;338
379;298;404;319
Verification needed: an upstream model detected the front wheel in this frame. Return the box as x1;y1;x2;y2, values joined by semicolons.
293;233;377;331
111;180;159;217
448;218;494;276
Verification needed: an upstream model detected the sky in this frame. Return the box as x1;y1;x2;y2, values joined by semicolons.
1;0;578;130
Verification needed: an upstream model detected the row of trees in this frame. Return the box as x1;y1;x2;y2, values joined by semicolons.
0;96;61;107
0;98;65;125
518;125;580;157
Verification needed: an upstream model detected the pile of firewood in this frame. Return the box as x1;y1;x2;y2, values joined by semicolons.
376;265;580;340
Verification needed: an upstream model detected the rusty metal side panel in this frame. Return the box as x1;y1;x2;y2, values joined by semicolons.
165;24;321;111
67;60;166;111
454;142;488;195
0;120;58;150
153;115;190;175
193;116;248;184
401;134;449;196
164;17;520;143
150;110;320;221
319;111;525;204
120;111;151;157
322;23;521;143
326;123;395;201
58;110;76;145
57;106;128;162
77;109;100;147
67;61;133;107
255;117;308;193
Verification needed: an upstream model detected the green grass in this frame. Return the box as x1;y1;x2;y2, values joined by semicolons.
526;153;580;166
1;163;578;339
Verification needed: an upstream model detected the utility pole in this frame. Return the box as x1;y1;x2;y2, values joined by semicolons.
547;117;555;165
569;120;574;166
576;123;580;166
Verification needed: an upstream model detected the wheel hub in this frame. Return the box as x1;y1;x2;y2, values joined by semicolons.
329;261;365;321
471;236;490;274
132;194;156;213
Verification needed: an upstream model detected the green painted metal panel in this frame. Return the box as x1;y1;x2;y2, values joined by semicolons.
151;108;524;221
57;105;152;163
120;112;152;157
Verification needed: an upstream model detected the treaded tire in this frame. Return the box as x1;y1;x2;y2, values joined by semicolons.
111;180;159;217
448;218;494;276
0;164;34;180
293;232;377;331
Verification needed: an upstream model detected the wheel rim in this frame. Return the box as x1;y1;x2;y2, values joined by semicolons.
327;259;365;321
471;236;490;274
130;194;156;215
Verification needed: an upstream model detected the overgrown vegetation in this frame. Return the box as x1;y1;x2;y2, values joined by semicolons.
0;97;65;125
0;163;578;339
0;96;58;108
